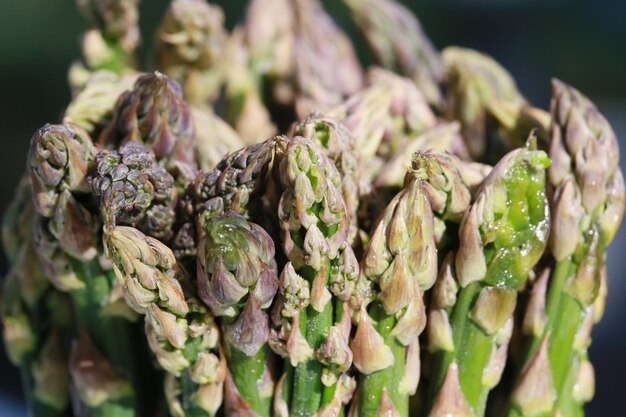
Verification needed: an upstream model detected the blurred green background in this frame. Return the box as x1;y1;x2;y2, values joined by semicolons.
1;0;625;416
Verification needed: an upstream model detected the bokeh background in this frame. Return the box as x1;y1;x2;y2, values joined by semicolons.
1;0;625;416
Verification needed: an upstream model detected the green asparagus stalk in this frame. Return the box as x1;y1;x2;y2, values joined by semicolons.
73;0;141;81
103;225;225;417
155;0;226;106
442;47;551;162
28;123;148;417
506;80;625;417
1;178;74;417
269;136;357;417
426;141;550;417
196;211;279;416
350;165;436;417
343;0;445;110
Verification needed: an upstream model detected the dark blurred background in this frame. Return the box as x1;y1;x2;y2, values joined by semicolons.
1;0;625;416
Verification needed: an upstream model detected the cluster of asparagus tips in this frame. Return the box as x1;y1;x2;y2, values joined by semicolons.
3;1;626;417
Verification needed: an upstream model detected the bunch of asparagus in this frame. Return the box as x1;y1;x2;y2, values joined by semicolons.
2;0;624;417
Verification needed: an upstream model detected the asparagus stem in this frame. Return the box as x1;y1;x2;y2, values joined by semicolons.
69;259;138;417
226;344;272;416
72;260;141;378
2;178;74;417
358;302;408;416
507;252;594;417
290;290;333;417
440;282;491;415
21;363;73;417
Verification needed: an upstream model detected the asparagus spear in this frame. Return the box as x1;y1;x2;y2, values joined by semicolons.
292;113;361;245
373;122;468;191
343;0;445;109
426;141;551;417
269;136;357;417
64;71;139;138
243;0;294;107
442;47;551;162
292;0;364;119
350;164;436;417
90;142;179;243
155;0;227;106
100;71;196;169
196;211;279;416
73;0;141;80
190;106;245;172
103;225;225;417
506;80;625;417
28;123;147;417
223;26;278;143
193;141;283;414
409;150;473;249
330;68;438;169
194;138;277;227
1;178;74;417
